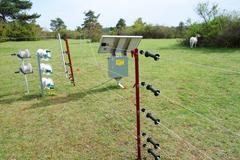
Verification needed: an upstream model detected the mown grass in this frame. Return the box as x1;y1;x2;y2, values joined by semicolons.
0;39;239;160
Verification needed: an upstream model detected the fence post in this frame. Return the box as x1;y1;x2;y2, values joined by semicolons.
132;48;142;160
65;34;75;86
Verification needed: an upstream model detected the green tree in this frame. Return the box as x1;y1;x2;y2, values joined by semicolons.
176;21;185;37
195;1;219;23
0;0;40;23
183;2;240;47
50;18;67;32
132;18;146;35
81;10;102;42
116;18;126;35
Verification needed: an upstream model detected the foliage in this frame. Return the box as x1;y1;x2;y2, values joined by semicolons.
0;0;41;41
105;17;178;39
0;21;43;41
6;21;42;40
50;18;67;32
195;1;218;23
175;21;186;38
0;0;40;23
115;18;126;35
183;2;240;48
132;18;146;35
81;10;102;42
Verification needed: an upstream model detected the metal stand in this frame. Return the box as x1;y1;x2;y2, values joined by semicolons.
12;50;32;94
58;33;68;78
24;74;29;94
37;53;44;96
20;58;30;94
132;48;142;160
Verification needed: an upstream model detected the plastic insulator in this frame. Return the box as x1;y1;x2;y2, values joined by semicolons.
142;132;147;137
142;144;147;148
141;82;146;86
144;51;160;61
147;148;161;160
146;112;160;125
147;137;160;149
146;84;160;96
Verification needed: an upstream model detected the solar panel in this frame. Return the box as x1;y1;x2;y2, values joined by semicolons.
98;35;143;54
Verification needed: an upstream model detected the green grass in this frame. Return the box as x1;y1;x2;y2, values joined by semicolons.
0;39;240;160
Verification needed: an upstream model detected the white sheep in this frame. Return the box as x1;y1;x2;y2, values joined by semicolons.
189;34;201;48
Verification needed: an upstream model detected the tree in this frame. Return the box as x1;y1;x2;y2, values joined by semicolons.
81;10;102;42
116;18;126;35
195;2;219;23
50;18;67;32
132;18;146;35
176;21;185;37
76;26;81;32
0;0;40;23
183;2;240;48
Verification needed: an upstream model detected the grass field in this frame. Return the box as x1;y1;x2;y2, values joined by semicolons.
0;39;240;160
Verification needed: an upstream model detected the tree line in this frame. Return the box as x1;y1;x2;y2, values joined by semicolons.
0;0;239;47
0;0;42;40
183;2;240;48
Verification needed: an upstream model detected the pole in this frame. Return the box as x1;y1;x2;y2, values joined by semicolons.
24;75;29;94
37;53;44;96
132;48;141;160
65;34;75;86
58;33;68;78
20;58;30;94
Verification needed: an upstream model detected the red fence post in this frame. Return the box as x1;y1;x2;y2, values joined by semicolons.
132;48;141;160
65;34;75;86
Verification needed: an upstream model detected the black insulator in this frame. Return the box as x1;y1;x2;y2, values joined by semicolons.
142;132;147;137
146;84;160;96
139;50;160;61
147;148;161;160
146;112;160;125
15;71;20;74
11;53;17;56
147;137;160;149
139;50;145;55
141;108;146;113
141;82;146;87
142;144;147;148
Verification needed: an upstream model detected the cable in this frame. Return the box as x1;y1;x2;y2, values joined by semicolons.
161;94;240;137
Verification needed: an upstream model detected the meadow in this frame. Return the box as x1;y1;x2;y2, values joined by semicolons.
0;39;239;160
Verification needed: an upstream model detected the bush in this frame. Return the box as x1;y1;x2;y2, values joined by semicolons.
0;21;7;42
183;10;240;48
0;21;43;41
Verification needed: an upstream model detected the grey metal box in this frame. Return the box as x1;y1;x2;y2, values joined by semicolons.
108;56;128;78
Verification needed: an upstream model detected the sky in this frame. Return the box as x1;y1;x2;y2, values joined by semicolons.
30;0;240;30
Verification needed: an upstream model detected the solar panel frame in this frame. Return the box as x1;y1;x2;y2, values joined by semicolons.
98;35;143;54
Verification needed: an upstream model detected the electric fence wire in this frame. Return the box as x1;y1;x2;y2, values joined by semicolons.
103;46;240;75
94;50;240;137
2;39;238;159
79;69;171;159
86;42;240;158
86;42;216;159
71;48;240;141
80;65;212;160
70;72;141;156
86;42;155;159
